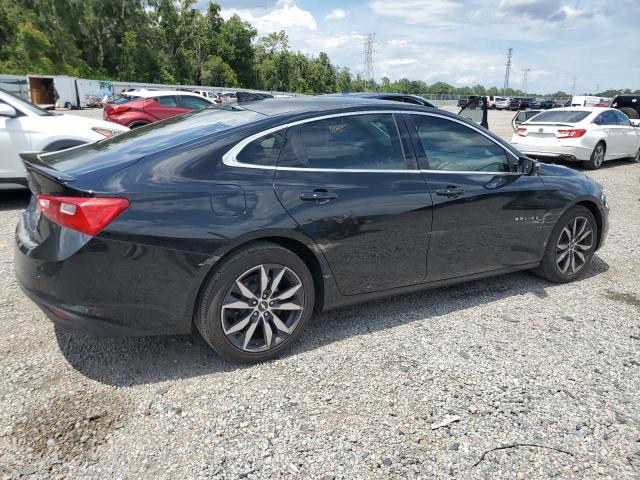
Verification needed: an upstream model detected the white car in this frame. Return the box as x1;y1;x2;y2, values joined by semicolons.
495;97;511;110
0;89;128;186
510;107;640;169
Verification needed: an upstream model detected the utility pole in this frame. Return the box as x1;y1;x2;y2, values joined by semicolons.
363;34;375;91
595;83;600;95
521;68;531;96
503;48;512;96
571;77;577;97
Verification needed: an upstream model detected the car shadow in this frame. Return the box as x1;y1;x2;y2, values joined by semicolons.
0;188;30;211
56;255;609;387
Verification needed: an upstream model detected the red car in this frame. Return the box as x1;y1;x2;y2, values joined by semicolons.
104;91;215;128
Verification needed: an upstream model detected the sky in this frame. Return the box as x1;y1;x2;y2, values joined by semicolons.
203;0;639;94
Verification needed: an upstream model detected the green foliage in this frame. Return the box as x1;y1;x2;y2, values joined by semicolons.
0;1;633;97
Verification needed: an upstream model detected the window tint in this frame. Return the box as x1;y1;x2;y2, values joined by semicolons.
529;110;590;123
613;110;631;126
412;115;510;172
156;96;178;107
296;114;406;170
179;95;210;110
595;110;618;126
236;131;285;166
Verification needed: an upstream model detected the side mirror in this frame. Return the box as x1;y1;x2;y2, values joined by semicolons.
630;119;640;128
518;156;540;175
0;103;17;118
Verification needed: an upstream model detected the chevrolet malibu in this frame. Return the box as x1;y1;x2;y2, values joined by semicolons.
15;98;609;363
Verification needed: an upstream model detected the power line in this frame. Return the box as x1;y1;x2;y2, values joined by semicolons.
503;48;512;96
363;34;375;91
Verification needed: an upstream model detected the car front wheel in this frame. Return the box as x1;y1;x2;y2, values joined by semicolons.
533;206;597;283
196;242;315;363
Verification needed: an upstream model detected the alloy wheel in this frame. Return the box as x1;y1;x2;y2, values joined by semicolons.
221;264;305;352
593;144;605;168
556;216;593;276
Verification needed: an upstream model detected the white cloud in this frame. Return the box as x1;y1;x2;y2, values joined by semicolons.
369;0;463;25
387;39;409;48
222;3;317;33
325;8;348;21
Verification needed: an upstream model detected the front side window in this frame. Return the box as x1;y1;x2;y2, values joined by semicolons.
412;115;510;172
236;131;285;166
293;114;406;170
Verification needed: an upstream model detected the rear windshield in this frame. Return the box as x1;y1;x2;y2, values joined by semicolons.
113;96;140;105
42;107;265;176
525;110;591;123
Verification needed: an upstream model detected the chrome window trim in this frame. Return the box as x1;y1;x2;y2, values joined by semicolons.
222;109;519;174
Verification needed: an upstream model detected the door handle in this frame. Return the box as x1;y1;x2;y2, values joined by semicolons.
299;190;337;202
435;187;465;198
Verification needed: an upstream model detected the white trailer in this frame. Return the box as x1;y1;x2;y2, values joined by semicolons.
0;74;29;100
75;78;114;107
27;74;77;108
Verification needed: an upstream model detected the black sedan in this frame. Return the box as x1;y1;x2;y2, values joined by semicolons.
15;97;609;363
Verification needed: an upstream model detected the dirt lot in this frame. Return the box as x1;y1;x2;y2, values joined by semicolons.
0;109;639;479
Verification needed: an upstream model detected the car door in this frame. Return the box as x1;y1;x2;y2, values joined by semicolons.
0;106;32;179
612;109;640;155
594;110;624;158
272;112;433;296
144;95;189;121
406;113;547;281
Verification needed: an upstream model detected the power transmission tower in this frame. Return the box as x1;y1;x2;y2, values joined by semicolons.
363;34;375;91
503;48;512;96
521;68;531;95
571;77;577;96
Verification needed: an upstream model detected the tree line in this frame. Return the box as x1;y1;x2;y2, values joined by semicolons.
1;0;637;97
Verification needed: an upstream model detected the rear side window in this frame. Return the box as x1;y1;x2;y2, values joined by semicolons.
594;110;618;126
156;96;178;107
179;95;211;110
412;115;510;172
294;114;406;170
612;110;631;126
236;131;285;166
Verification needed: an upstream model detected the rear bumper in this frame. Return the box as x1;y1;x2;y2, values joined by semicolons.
14;225;208;337
511;142;592;161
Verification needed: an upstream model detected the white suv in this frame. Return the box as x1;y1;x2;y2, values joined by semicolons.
0;89;128;187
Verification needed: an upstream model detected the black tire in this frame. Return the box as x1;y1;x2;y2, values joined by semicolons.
195;242;315;363
631;147;640;163
620;107;639;120
583;142;606;170
64;102;72;109
533;206;597;283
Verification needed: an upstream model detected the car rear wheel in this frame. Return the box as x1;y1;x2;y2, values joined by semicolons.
583;142;605;170
533;206;597;283
631;147;640;163
620;107;639;120
195;242;315;363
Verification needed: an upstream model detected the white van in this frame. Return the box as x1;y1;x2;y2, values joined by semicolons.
571;96;612;107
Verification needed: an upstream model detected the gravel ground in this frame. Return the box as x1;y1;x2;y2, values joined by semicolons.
1;111;639;479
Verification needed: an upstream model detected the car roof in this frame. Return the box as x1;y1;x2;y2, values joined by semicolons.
235;95;434;117
125;90;210;99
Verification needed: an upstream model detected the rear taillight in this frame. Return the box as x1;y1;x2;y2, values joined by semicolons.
556;129;587;139
36;195;129;236
517;127;527;136
112;105;131;114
